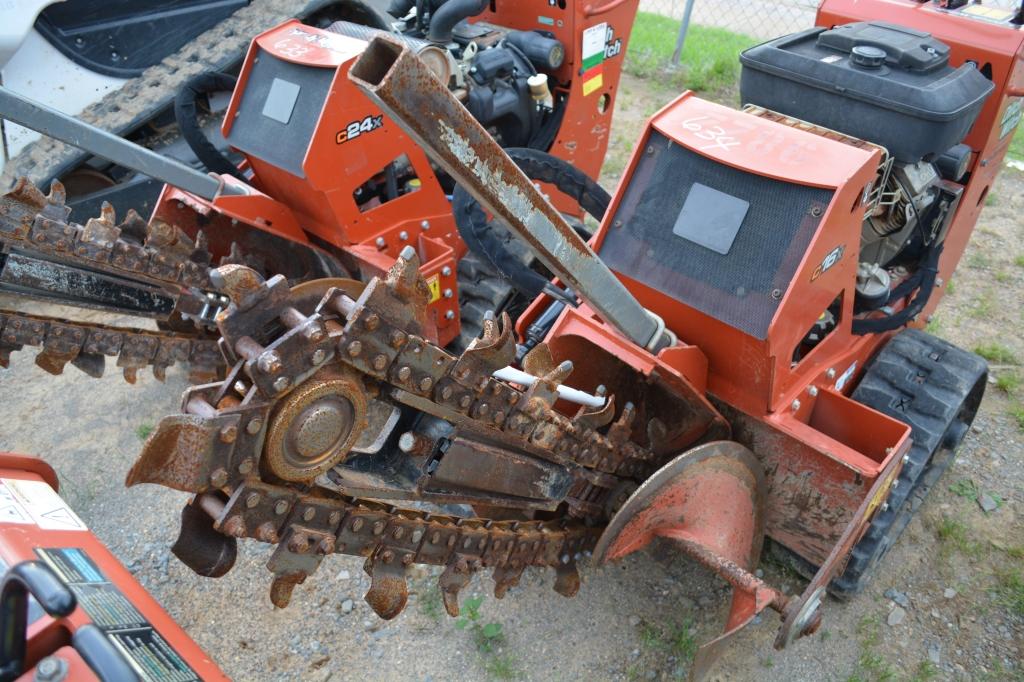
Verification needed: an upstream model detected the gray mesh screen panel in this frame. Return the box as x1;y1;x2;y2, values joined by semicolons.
599;131;834;339
227;48;334;178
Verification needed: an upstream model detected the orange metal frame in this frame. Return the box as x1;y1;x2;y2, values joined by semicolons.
517;0;1024;567
150;1;640;346
0;453;227;680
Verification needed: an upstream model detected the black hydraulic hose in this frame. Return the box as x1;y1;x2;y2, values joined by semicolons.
852;239;945;335
452;148;611;300
427;0;488;43
174;71;246;181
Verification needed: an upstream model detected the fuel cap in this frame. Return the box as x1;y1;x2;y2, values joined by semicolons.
851;45;887;69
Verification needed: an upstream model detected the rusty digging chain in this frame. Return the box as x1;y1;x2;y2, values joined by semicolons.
0;178;226;382
137;247;667;620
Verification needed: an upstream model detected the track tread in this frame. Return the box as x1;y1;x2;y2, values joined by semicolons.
828;329;987;598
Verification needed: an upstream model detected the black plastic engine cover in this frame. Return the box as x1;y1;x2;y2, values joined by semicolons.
739;22;994;162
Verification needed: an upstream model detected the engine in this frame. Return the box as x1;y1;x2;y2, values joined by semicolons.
332;0;565;150
740;21;993;310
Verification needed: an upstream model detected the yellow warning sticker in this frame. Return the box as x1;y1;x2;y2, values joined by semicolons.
427;275;441;303
582;73;604;96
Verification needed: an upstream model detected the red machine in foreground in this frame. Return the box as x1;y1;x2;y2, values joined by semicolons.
0;453;225;681
2;0;1021;677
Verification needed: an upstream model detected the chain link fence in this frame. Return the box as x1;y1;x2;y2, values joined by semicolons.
639;0;1024;65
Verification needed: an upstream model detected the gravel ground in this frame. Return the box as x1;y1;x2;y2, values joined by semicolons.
1;74;1021;681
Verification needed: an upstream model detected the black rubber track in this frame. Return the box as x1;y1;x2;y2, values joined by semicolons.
775;329;987;597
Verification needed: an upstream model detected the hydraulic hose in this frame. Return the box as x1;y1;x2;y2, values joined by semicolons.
427;0;488;43
852;239;945;335
452;148;611;300
174;71;246;181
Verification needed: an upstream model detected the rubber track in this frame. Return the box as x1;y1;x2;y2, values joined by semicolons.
1;0;325;189
453;150;609;352
832;329;987;597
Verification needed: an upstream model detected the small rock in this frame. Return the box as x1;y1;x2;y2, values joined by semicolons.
755;569;764;578
630;649;640;660
337;569;351;581
987;375;997;385
978;494;999;513
341;599;354;614
887;606;906;626
944;588;957;599
884;588;910;608
644;671;657;681
628;615;641;627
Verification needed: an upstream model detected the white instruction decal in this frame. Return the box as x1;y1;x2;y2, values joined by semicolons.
1;478;87;531
835;362;858;392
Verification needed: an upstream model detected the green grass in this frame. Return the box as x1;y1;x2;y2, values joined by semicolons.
419;583;443;622
1011;403;1024;431
849;615;896;682
974;343;1018;364
136;423;154;441
996;567;1024;617
996;372;1021;395
911;661;941;682
1008;127;1024;162
625;12;755;94
1015;255;1024;268
936;515;976;556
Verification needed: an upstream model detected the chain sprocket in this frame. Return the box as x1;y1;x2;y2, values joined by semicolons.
129;247;671;618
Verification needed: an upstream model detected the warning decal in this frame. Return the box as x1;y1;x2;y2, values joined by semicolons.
0;478;86;531
0;481;33;525
37;547;200;682
581;23;606;96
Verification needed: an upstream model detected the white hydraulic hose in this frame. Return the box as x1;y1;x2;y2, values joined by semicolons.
492;366;606;409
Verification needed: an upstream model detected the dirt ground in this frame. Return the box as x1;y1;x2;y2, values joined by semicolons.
1;73;1021;681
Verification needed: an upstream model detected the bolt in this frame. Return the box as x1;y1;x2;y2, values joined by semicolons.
246;492;261;509
317;536;335;555
210;468;229;488
892;479;900;490
347;341;363;357
311;349;326;365
881;502;890;512
441;266;452;277
421;220;430;230
288;532;310;554
256;523;278;543
238;458;254;475
441;386;453;400
364;313;380;331
247;417;263;434
329;511;341;526
36;657;62;680
419;376;433;392
219;424;238;443
372;521;385;535
791;399;801;412
399;231;409;241
389;330;407;348
810;206;823;217
771;289;783;300
398;366;412;381
443;288;453;299
303;507;316;522
375;237;386;249
445;310;455;320
274;499;290;515
372;354;388;371
902;454;910;465
826;368;836;380
273;376;291;392
399;245;416;261
807;386;819;397
257;351;282;374
223;516;246;538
